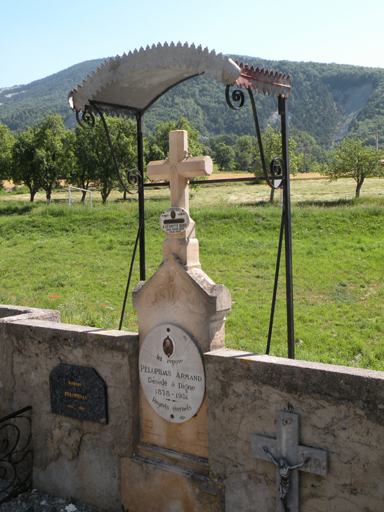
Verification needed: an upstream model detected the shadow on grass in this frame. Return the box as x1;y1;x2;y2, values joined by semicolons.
0;203;36;216
237;196;384;209
241;197;383;209
238;200;279;208
52;198;69;203
296;198;358;208
297;197;384;208
121;195;167;203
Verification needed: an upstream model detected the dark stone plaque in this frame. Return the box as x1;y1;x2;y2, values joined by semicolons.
49;363;108;424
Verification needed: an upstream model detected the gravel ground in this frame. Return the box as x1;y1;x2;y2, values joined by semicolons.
0;488;99;512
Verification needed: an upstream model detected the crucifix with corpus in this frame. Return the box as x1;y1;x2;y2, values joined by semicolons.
147;130;212;270
252;410;328;512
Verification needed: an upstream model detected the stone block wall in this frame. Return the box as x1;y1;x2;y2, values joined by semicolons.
0;306;139;512
204;348;384;512
2;306;384;511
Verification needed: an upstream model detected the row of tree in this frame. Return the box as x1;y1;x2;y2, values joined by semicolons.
0;114;211;203
206;130;303;175
0;113;383;202
204;129;384;198
0;113;140;203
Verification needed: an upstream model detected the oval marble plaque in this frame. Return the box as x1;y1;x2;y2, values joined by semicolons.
160;207;190;235
139;324;205;423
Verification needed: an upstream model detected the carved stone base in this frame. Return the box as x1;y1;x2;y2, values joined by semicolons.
121;444;224;512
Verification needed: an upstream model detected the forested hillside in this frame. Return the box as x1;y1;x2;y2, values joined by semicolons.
0;59;106;132
1;55;383;149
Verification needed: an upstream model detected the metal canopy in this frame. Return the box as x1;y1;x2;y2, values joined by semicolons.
68;42;291;116
69;42;241;116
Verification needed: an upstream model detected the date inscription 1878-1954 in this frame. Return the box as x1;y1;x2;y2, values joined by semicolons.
49;363;108;424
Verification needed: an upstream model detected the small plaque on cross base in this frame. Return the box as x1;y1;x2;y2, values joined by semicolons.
160;207;190;235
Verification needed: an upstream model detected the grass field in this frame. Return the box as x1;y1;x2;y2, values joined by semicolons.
1;176;383;370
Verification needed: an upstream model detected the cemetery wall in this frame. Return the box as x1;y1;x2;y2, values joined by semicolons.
2;306;384;511
205;348;384;512
0;305;139;512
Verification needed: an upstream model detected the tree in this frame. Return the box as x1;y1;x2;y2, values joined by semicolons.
213;142;236;172
32;113;69;203
146;117;202;163
290;129;328;173
72;117;137;203
11;127;41;202
11;113;70;202
109;118;137;198
324;138;383;198
71;123;99;200
0;123;15;185
207;134;237;153
235;135;254;172
254;127;302;202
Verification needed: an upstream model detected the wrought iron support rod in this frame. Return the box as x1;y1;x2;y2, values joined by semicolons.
137;113;146;282
266;210;285;355
119;217;143;330
279;95;295;359
0;406;32;424
247;88;268;178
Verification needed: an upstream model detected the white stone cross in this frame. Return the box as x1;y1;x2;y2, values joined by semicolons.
251;410;328;512
147;130;212;215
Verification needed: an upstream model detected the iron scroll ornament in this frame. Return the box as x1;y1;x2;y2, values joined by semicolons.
75;110;95;130
75;108;143;196
225;84;285;190
124;169;142;191
0;407;33;505
225;86;245;110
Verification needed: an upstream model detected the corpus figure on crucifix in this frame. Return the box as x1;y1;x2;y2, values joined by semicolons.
263;446;309;512
147;130;212;269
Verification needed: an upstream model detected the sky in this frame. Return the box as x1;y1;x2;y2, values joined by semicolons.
1;0;383;88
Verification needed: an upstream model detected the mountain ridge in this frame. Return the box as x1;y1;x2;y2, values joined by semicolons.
1;55;383;149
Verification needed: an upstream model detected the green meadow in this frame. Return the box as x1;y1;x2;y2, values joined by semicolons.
1;177;383;370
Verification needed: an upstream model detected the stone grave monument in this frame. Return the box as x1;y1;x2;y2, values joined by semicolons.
121;130;231;511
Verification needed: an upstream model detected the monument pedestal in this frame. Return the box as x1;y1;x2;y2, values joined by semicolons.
120;254;230;511
133;254;231;452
